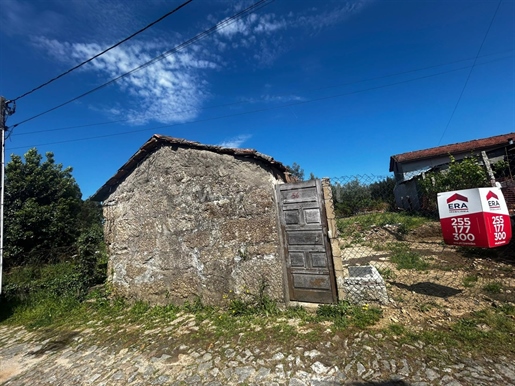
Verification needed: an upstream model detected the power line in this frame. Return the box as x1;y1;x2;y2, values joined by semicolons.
10;0;194;103
9;0;273;130
10;48;514;138
7;53;512;151
437;0;503;145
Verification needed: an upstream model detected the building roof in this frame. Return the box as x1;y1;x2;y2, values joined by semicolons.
389;132;515;172
91;134;289;201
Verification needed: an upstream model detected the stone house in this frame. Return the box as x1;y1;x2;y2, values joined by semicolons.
91;134;295;306
389;132;515;214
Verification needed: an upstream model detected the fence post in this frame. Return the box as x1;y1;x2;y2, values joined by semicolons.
321;178;346;301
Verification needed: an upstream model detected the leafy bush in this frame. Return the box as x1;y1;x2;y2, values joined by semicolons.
4;149;83;267
419;155;489;214
332;179;376;217
332;177;396;218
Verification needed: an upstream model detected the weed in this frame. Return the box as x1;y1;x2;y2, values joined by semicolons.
418;302;439;312
130;301;151;318
227;278;279;317
337;212;430;237
284;305;310;320
389;244;429;271
462;275;478;288
387;323;406;335
316;301;382;328
483;282;503;294
377;267;394;280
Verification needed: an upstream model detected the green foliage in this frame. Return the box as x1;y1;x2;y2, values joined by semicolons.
332;179;374;217
336;212;430;235
332;177;395;218
462;275;479;288
389;305;515;356
419;155;489;213
76;222;107;288
287;162;304;181
4;148;83;267
1;149;107;326
316;301;382;328
492;159;512;179
227;279;279;317
370;176;396;211
0;262;86;326
483;282;503;294
389;243;429;270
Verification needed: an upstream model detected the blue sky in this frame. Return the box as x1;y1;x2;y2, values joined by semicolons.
0;0;514;198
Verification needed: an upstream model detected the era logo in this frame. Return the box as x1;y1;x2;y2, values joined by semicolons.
486;191;501;209
488;200;501;208
448;202;468;210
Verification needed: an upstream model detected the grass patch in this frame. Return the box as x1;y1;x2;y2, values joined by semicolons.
316;301;382;329
417;302;440;312
463;275;479;288
483;282;503;294
337;212;431;236
388;305;515;356
388;243;429;271
377;267;394;280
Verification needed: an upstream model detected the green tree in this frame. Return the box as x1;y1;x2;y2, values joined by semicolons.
287;162;304;181
370;176;396;211
332;179;375;217
419;155;489;213
4;149;83;267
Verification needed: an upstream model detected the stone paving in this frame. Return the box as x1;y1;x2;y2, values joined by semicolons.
1;318;514;386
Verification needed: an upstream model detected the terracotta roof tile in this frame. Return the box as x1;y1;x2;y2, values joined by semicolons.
390;132;515;171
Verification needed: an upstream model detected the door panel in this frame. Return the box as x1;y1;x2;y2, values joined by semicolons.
276;180;337;304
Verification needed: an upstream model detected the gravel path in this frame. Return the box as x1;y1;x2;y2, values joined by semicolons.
1;319;514;386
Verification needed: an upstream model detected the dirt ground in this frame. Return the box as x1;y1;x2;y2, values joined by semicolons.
338;221;515;328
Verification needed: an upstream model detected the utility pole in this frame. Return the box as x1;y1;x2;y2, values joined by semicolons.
0;96;15;295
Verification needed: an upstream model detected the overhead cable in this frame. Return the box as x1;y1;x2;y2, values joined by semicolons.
9;0;272;129
10;48;513;137
437;0;503;145
7;54;512;151
11;0;194;103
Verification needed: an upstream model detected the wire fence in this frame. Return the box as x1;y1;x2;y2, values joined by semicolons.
328;175;515;324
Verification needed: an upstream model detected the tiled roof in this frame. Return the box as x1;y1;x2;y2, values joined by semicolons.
91;134;289;201
389;132;515;171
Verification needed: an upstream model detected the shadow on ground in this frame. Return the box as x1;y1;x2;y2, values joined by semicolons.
26;330;81;357
390;281;462;298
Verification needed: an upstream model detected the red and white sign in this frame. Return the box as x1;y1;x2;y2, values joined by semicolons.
437;187;512;248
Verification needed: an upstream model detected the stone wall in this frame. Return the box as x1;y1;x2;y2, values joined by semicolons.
102;145;286;305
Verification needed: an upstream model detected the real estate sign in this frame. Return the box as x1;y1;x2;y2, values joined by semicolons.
437;187;512;248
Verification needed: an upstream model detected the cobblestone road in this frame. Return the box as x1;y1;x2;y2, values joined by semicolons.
1;318;514;386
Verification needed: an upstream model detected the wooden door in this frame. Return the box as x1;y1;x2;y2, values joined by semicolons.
276;180;337;304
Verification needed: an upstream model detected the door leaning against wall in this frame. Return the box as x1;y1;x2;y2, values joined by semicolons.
276;179;337;304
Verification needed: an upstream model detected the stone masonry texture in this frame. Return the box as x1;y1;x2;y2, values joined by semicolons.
101;145;286;306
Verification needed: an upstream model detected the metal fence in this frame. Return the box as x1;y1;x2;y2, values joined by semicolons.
328;175;515;325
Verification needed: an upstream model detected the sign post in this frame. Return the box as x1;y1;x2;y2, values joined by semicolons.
437;187;512;248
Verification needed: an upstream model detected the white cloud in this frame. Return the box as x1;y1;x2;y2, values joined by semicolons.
212;1;372;65
218;134;251;148
35;37;219;125
294;1;373;31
